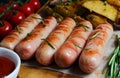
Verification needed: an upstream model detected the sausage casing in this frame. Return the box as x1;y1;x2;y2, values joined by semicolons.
79;23;113;73
15;16;57;60
0;13;41;50
54;20;93;68
35;17;76;66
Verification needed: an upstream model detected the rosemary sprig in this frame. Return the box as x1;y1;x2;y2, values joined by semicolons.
31;16;45;25
31;16;42;20
16;26;21;34
68;0;73;3
26;33;31;37
41;38;55;50
79;23;89;31
74;44;83;49
74;44;89;50
104;35;120;78
0;21;4;26
89;32;100;40
0;2;14;18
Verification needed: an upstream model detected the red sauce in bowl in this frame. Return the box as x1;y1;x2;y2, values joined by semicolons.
0;56;15;78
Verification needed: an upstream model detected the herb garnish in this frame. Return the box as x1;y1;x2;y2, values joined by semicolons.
103;1;107;6
74;44;88;50
89;32;100;40
68;0;73;3
103;35;120;78
0;2;14;18
26;33;31;37
78;23;89;31
0;21;4;26
31;16;42;20
74;44;83;49
32;16;45;25
41;38;55;49
16;26;21;34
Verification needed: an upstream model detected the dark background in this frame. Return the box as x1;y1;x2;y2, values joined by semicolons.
0;0;48;6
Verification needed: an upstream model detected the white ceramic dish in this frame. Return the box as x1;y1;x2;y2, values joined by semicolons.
0;47;21;78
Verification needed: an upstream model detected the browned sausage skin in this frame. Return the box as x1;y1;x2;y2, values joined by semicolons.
54;19;93;68
0;13;41;50
79;23;113;73
35;17;76;66
15;16;57;60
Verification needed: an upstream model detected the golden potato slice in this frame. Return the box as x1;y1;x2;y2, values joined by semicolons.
107;0;120;7
82;0;117;21
86;14;107;28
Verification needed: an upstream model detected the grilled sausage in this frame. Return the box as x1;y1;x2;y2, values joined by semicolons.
79;23;113;73
54;19;93;68
15;16;57;60
0;13;41;50
35;17;76;66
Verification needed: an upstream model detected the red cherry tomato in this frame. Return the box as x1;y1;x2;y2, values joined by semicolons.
0;6;5;14
19;3;34;17
0;20;12;40
29;0;41;12
9;10;25;27
12;3;20;10
4;0;20;10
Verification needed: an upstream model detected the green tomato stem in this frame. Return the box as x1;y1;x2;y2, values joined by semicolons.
0;21;4;26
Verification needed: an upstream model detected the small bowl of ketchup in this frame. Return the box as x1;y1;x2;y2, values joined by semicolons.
0;47;21;78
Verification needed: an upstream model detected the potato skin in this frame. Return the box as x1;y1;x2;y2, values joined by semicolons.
86;14;107;28
82;0;118;21
107;0;120;7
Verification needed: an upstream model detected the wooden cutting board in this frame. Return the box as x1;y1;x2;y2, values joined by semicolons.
18;65;81;78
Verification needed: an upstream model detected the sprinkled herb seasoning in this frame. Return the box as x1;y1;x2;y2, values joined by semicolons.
89;32;100;40
77;23;89;31
41;38;55;49
74;44;89;50
16;26;21;34
32;16;45;25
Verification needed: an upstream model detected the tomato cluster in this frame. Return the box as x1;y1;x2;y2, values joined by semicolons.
0;0;41;40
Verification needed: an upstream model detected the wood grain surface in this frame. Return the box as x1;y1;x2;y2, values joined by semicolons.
18;65;82;78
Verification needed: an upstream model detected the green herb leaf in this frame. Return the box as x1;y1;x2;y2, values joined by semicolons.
41;38;55;49
104;35;120;78
31;16;42;20
68;0;73;3
74;44;83;49
79;23;89;31
16;26;21;34
32;16;45;26
0;21;4;26
89;32;100;40
0;1;14;18
74;44;88;50
26;33;31;37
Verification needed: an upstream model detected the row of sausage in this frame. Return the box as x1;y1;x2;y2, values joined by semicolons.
0;13;113;73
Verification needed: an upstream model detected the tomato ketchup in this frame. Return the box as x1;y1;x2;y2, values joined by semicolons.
0;56;15;78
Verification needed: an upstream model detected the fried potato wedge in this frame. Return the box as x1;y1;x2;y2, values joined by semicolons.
86;14;107;28
107;0;120;7
82;0;117;21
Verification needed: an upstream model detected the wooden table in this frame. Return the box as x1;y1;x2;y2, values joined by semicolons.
18;65;81;78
